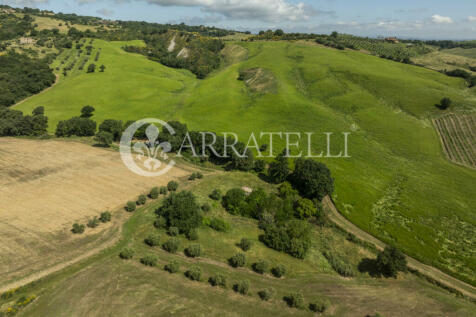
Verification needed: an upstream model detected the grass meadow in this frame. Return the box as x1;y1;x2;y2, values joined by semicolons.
4;172;475;317
14;39;476;285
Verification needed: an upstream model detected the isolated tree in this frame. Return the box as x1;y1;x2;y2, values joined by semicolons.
94;131;113;147
274;29;284;36
80;105;95;118
87;63;96;73
437;97;452;110
290;158;334;200
99;64;106;72
376;246;407;278
157;191;202;233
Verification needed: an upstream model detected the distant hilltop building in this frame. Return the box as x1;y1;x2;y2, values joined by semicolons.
385;37;399;43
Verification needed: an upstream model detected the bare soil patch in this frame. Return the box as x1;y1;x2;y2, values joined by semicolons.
0;138;192;287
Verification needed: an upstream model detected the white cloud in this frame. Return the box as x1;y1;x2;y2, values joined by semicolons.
431;14;453;24
96;8;114;16
145;0;310;22
468;16;476;22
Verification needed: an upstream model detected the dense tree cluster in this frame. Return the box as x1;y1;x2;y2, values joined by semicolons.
0;12;34;41
0;106;48;136
0;52;55;107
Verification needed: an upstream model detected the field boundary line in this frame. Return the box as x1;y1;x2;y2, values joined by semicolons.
322;196;476;300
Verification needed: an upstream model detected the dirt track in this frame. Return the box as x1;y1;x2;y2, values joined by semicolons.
322;196;476;300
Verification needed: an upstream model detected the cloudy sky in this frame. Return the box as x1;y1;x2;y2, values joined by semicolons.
2;0;476;39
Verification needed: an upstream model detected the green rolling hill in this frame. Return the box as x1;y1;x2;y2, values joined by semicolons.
15;38;476;285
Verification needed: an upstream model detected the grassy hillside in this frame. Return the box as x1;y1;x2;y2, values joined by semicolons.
14;39;476;285
4;172;475;317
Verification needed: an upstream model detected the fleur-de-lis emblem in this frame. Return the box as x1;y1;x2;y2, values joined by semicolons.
132;124;172;171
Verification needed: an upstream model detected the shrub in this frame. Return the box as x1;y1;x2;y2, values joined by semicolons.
184;244;201;258
254;159;266;173
162;238;180;253
201;203;211;212
168;226;179;236
196;172;203;179
376;246;407;278
87;217;99;228
252;260;268;274
188;172;203;181
209;217;230;232
137;195;147;205
185;266;202;281
164;260;180;273
144;234;160;247
71;223;85;234
437;97;452;110
94;131;113;147
271;265;286;278
189;173;197;181
258;288;275;301
294;198;317;219
222;188;246;214
209;189;221;200
209;274;227;288
119;248;134;259
140;255;158;267
239;238;252;251
233;280;250;295
154;216;167;229
159;186;167;195
125;201;136;212
150;187;159;199
99;211;111;223
167;181;179;192
186;228;199;241
229;253;246;268
309;299;330;313
285;291;304;308
322;251;355;277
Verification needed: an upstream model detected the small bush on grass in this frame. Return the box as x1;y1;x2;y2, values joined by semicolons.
186;228;198;241
208;274;227;288
201;203;211;212
209;189;221;200
209;217;230;232
162;238;180;253
154;216;167;229
167;181;178;192
188;172;203;181
119;248;134;259
284;291;304;308
184;244;201;258
71;223;85;234
159;186;167;195
144;234;160;247
125;201;136;212
258;288;275;301
185;266;202;281
87;217;99;228
233;280;250;295
168;226;179;236
309;299;330;313
137;195;147;205
229;253;246;268
239;238;252;251
140;255;158;267
271;265;286;278
164;260;180;273
99;211;111;223
252;260;268;274
149;187;159;199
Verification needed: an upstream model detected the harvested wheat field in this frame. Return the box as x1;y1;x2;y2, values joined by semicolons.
433;113;476;169
0;138;193;287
